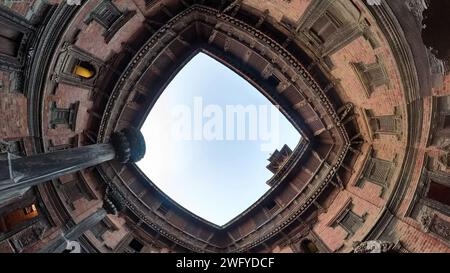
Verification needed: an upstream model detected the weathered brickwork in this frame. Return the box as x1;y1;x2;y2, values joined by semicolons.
0;71;11;93
0;93;28;140
243;0;311;22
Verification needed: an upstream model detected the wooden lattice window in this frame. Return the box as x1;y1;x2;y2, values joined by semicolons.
332;202;366;238
49;101;80;130
309;11;342;44
92;1;122;29
0;22;23;57
366;158;391;186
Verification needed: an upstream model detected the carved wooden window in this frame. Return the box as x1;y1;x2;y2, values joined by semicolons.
49;101;80;131
339;210;364;235
366;158;391;186
92;1;122;30
365;108;402;138
0;23;23;57
357;148;393;194
332;203;365;237
145;0;156;7
365;66;386;87
370;116;397;133
309;12;342;44
378;116;396;132
89;0;135;42
352;57;389;96
297;0;364;58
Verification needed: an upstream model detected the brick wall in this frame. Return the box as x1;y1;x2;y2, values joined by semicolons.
0;93;28;140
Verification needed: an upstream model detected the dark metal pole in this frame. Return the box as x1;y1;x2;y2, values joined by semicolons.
0;128;146;204
0;144;115;190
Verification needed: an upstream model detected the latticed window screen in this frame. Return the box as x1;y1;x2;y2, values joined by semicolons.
364;64;386;87
50;102;79;130
369;116;396;133
92;1;122;29
367;158;391;185
378;116;396;132
339;209;364;235
352;59;388;96
310;12;342;44
145;0;156;7
52;110;70;125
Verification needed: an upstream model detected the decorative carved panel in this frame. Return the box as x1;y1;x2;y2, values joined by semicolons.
356;148;394;194
420;207;450;242
49;101;80;131
351;55;390;97
331;201;366;238
296;0;367;58
364;106;402;139
88;0;136;43
0;6;34;71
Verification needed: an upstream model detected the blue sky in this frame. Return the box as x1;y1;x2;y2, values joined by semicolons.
137;52;301;226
